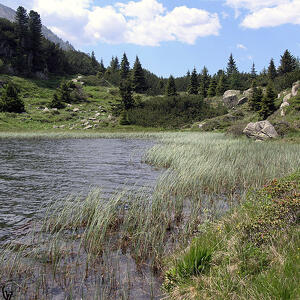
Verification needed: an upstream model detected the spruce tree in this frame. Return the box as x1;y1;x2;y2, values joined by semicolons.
165;75;177;96
250;63;257;79
207;77;217;97
49;92;65;109
132;56;146;93
0;82;25;113
97;59;106;77
226;53;238;76
199;66;210;98
91;51;98;69
248;80;263;111
120;52;130;80
267;58;277;80
259;83;276;119
278;49;297;75
188;67;198;94
119;79;134;110
110;56;120;72
216;74;226;96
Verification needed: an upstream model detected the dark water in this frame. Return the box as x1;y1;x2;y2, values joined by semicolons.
0;138;160;242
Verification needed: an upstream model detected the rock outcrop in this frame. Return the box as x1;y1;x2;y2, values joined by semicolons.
243;120;278;140
223;90;241;108
280;102;290;116
291;81;300;97
237;97;248;106
283;93;292;103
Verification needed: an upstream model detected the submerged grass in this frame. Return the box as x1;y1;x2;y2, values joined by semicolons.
0;132;299;299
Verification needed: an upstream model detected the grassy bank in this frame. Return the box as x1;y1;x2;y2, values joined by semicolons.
0;132;299;299
163;171;299;300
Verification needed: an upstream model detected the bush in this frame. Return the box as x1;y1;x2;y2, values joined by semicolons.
127;95;227;128
0;82;25;113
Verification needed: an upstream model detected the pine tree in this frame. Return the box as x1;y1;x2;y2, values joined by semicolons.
110;56;120;72
207;77;217;97
227;53;238;76
278;49;297;75
165;75;177;96
259;83;276;119
267;58;277;80
0;82;25;113
188;67;198;94
91;51;98;69
15;6;29;49
216;74;227;96
248;80;263;111
251;63;257;79
199;66;210;98
119;79;134;110
120;52;130;80
132;56;146;93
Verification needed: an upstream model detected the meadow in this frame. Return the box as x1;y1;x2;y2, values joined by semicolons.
0;132;299;299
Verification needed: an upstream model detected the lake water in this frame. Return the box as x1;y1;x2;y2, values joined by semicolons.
0;138;161;242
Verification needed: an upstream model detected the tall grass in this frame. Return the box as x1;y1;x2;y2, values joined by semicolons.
0;132;299;298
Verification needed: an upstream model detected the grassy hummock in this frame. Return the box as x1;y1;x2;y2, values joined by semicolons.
163;171;300;299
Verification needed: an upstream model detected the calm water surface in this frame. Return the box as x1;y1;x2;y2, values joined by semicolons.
0;138;160;242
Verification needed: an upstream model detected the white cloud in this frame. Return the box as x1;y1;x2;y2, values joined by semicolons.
237;43;247;50
31;0;221;46
226;0;300;28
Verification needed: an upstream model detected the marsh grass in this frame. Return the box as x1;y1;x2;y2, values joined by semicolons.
0;132;299;299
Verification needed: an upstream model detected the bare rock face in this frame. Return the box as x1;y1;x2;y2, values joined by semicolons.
223;90;241;107
237;97;248;106
280;102;290;116
243;88;253;98
243;120;279;140
283;93;292;103
291;81;300;97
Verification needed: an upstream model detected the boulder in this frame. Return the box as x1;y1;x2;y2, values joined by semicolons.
84;125;93;130
73;108;79;112
223;90;241;108
291;81;300;97
283;93;292;103
243;120;278;140
243;88;253;98
237;97;248;106
280;102;290;116
42;107;50;113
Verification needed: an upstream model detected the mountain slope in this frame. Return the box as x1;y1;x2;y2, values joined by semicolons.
0;3;74;51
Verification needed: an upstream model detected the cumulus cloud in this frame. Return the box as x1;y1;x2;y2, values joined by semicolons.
31;0;221;46
226;0;300;28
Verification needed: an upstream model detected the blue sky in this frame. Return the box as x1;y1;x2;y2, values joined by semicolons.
2;0;300;77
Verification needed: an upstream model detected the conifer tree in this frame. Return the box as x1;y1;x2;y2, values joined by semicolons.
259;83;276;119
216;74;226;96
132;56;146;93
267;58;277;80
165;75;177;96
207;77;217;97
119;79;134;110
188;67;198;94
248;80;263;111
251;63;257;79
226;53;238;76
91;51;98;69
120;52;130;80
97;59;106;77
199;66;210;98
278;49;297;75
0;82;25;113
110;56;120;72
49;92;65;109
15;6;29;49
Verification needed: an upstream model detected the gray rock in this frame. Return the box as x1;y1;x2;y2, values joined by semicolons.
237;97;248;106
43;107;50;113
280;102;290;116
243;120;278;140
291;81;300;97
84;125;93;130
223;90;241;107
283;93;292;103
243;88;253;98
73;108;80;112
